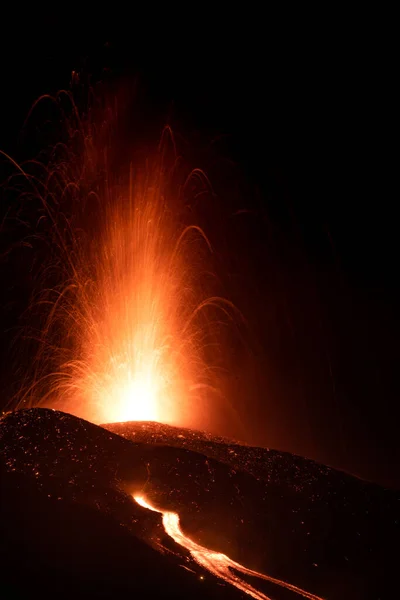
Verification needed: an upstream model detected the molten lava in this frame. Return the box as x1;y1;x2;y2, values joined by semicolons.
134;495;323;600
10;89;239;432
66;165;221;426
15;108;231;426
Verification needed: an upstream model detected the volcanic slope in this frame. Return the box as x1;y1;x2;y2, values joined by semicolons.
104;420;400;600
0;409;398;600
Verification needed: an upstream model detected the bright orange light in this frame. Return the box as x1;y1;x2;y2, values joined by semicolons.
76;169;216;425
14;96;233;427
33;148;226;427
134;495;159;512
108;376;159;422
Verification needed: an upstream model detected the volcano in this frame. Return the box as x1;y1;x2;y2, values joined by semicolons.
0;409;398;599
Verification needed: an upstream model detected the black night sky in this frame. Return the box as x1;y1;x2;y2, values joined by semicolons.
0;11;398;487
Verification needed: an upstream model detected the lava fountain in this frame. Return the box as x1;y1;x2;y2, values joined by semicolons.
66;159;222;425
13;91;235;427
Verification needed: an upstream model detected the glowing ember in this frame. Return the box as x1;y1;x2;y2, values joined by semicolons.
134;495;324;600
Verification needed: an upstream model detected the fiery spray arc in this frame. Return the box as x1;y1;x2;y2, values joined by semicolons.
69;161;217;425
12;93;235;428
134;495;323;600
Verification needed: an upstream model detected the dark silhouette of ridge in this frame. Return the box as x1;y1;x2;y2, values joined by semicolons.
1;409;398;599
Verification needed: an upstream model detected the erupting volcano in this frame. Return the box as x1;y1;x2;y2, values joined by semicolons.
1;84;398;600
11;93;234;430
54;157;223;427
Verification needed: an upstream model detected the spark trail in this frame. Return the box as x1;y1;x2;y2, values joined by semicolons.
134;495;324;600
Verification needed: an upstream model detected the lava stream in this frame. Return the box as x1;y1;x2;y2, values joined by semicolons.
134;495;323;600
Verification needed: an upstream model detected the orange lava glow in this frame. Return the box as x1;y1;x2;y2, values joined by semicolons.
14;94;234;428
59;162;222;426
134;495;324;600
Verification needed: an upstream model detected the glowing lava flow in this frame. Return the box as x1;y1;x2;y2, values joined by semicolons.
134;495;323;600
